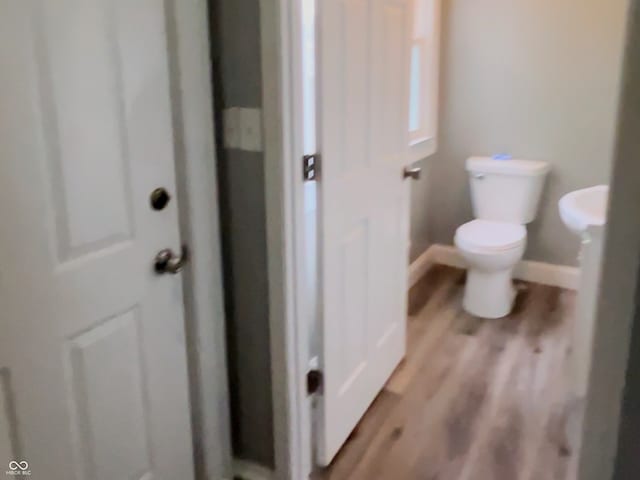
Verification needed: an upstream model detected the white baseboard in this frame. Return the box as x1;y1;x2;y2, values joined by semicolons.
408;248;435;288
409;244;580;291
232;459;273;480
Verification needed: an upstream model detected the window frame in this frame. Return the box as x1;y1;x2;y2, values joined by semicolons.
408;0;441;163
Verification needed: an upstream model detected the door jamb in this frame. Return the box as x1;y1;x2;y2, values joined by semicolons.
261;0;313;478
165;1;233;479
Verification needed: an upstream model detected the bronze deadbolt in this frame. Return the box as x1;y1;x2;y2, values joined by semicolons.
150;187;171;210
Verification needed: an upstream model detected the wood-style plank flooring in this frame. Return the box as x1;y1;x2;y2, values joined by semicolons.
314;265;580;480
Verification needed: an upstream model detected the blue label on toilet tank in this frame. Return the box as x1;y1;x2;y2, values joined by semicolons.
492;153;513;160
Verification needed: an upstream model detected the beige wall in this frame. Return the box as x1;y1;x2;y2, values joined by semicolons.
410;0;628;265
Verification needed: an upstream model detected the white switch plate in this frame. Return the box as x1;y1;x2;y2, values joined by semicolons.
223;107;263;152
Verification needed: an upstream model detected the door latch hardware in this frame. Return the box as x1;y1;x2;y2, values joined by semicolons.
150;187;171;210
306;369;323;395
303;154;320;182
154;246;189;274
403;166;422;180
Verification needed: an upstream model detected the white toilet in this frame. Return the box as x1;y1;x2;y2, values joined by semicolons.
455;157;550;318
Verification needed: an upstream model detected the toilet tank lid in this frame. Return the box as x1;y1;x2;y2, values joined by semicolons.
466;157;550;176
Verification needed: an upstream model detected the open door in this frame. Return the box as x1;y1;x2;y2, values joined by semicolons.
316;0;413;465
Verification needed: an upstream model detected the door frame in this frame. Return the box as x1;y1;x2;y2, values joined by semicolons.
261;0;313;478
165;1;232;479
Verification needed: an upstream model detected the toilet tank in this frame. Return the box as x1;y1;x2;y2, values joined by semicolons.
467;157;550;224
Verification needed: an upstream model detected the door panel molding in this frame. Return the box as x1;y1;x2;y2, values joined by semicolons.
0;2;231;478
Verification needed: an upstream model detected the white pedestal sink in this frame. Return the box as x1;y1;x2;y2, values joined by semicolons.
559;185;609;397
559;185;608;237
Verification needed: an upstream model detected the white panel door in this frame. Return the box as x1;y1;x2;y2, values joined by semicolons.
317;0;413;465
0;2;194;479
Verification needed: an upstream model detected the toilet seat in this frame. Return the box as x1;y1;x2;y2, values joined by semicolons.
455;220;526;253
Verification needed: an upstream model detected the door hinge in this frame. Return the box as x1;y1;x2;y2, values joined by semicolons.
306;369;323;395
303;154;320;182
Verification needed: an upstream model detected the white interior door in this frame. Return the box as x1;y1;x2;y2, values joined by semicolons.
0;2;195;479
317;0;413;465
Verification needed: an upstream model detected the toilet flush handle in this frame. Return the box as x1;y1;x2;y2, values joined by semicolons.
471;173;486;180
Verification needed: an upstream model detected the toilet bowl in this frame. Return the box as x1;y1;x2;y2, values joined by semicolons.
455;220;526;318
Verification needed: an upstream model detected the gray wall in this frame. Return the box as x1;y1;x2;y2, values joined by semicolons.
410;160;433;260
410;0;627;265
209;0;274;468
614;264;640;478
